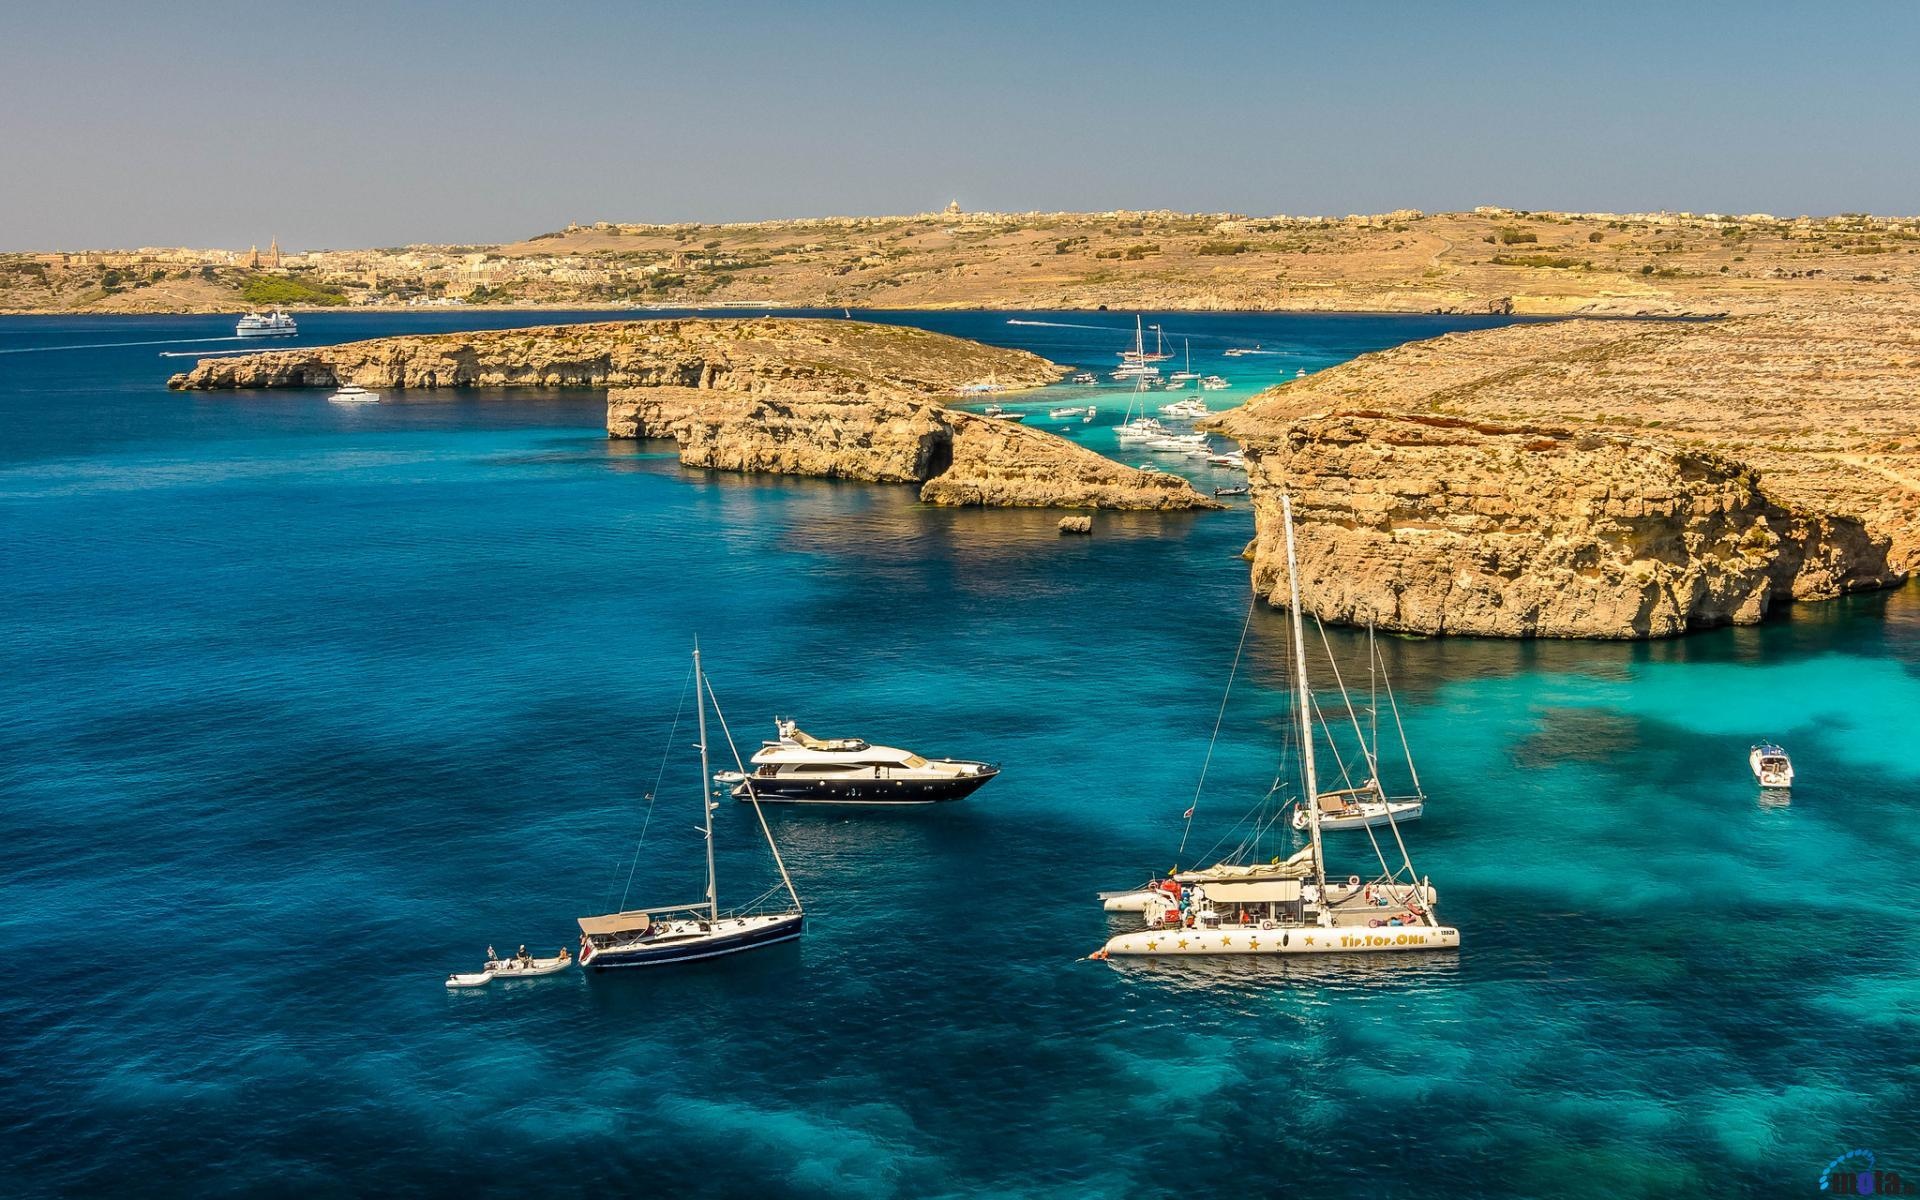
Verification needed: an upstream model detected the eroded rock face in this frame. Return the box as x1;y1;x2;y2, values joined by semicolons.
609;389;1218;511
1244;413;1892;638
1214;301;1916;638
167;318;1063;396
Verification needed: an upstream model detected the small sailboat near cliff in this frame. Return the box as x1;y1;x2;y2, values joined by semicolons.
577;645;805;970
1095;495;1459;959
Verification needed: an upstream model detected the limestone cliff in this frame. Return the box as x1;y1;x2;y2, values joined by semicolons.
1214;300;1916;638
167;318;1063;396
609;389;1219;511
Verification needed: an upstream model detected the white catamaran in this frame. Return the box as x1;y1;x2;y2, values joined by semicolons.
1096;495;1460;958
577;645;805;969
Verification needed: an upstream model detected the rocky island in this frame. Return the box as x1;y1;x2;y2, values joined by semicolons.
171;317;1218;511
1213;299;1918;638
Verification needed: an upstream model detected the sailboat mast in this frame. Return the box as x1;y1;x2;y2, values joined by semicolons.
694;643;718;921
1281;495;1326;886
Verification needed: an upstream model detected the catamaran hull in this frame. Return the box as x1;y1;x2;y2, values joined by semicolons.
731;766;998;805
582;913;804;969
1103;924;1460;957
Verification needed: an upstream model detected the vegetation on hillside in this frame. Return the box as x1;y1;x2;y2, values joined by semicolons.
241;274;347;306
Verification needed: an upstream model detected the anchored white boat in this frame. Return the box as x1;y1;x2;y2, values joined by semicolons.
444;946;572;987
981;403;1026;422
1070;372;1098;385
1095;494;1459;959
1050;405;1098;419
328;385;380;404
1207;450;1246;470
1169;339;1201;382
1159;397;1209;420
718;718;998;805
577;645;806;970
1201;375;1230;391
236;310;298;337
1750;743;1794;788
1291;781;1423;831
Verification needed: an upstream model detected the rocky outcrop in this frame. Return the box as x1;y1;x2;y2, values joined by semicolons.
168;318;1064;396
609;389;1219;511
1214;300;1917;638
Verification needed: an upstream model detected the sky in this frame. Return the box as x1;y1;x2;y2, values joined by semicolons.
3;0;1917;250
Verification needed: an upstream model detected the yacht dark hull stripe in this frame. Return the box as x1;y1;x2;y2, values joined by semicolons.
584;916;804;969
733;769;997;805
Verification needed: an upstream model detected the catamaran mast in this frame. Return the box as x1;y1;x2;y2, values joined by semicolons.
694;643;718;921
1281;494;1327;887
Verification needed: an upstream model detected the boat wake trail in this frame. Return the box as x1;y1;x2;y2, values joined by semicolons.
0;335;251;356
1005;319;1129;332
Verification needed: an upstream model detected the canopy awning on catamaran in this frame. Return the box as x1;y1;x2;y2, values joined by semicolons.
1202;880;1304;904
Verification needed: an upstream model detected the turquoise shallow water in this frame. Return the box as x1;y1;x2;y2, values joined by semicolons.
2;311;1917;1198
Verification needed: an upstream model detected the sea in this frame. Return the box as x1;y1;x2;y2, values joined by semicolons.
2;309;1916;1199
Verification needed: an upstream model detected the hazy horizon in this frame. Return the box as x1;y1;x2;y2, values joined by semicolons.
5;0;1918;252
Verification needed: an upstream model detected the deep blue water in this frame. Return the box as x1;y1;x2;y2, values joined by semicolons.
2;311;1916;1198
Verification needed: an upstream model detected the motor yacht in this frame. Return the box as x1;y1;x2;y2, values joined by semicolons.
328;385;380;404
717;718;999;805
1750;743;1794;788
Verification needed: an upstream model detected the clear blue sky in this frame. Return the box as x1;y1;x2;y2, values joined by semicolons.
4;0;1916;250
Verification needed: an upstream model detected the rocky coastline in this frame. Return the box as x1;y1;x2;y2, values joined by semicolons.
607;389;1217;510
167;317;1062;396
169;316;1215;511
1213;300;1918;638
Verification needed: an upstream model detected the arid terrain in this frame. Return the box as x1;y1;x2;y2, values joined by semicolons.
8;206;1917;317
1213;298;1920;637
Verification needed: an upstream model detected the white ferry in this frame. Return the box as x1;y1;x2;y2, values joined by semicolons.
236;310;298;337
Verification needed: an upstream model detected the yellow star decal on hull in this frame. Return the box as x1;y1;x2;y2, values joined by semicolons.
1249;938;1260;949
1177;939;1188;949
1220;936;1231;946
1145;941;1158;951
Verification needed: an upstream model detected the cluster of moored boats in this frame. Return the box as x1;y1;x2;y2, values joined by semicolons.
448;495;1472;985
449;488;1812;985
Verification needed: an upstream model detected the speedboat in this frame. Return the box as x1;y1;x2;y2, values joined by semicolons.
1070;372;1098;385
1207;450;1247;469
1201;375;1230;390
1159;398;1209;420
236;310;298;337
1050;405;1094;419
328;385;380;404
723;718;999;804
982;404;1026;422
1290;783;1424;831
1214;484;1249;497
1750;743;1794;788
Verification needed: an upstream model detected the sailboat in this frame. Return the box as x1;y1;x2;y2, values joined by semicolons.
1169;339;1201;382
577;645;805;969
1111;316;1167;379
1096;495;1460;957
1114;374;1169;442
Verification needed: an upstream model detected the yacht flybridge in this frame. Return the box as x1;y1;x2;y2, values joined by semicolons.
1095;494;1460;959
716;718;999;805
576;645;805;970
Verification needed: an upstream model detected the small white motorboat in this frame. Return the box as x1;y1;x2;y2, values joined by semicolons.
1201;375;1230;390
328;385;381;404
487;948;574;978
1049;406;1086;419
1290;784;1425;832
1070;372;1098;385
982;404;1026;422
446;971;495;989
1750;743;1794;789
